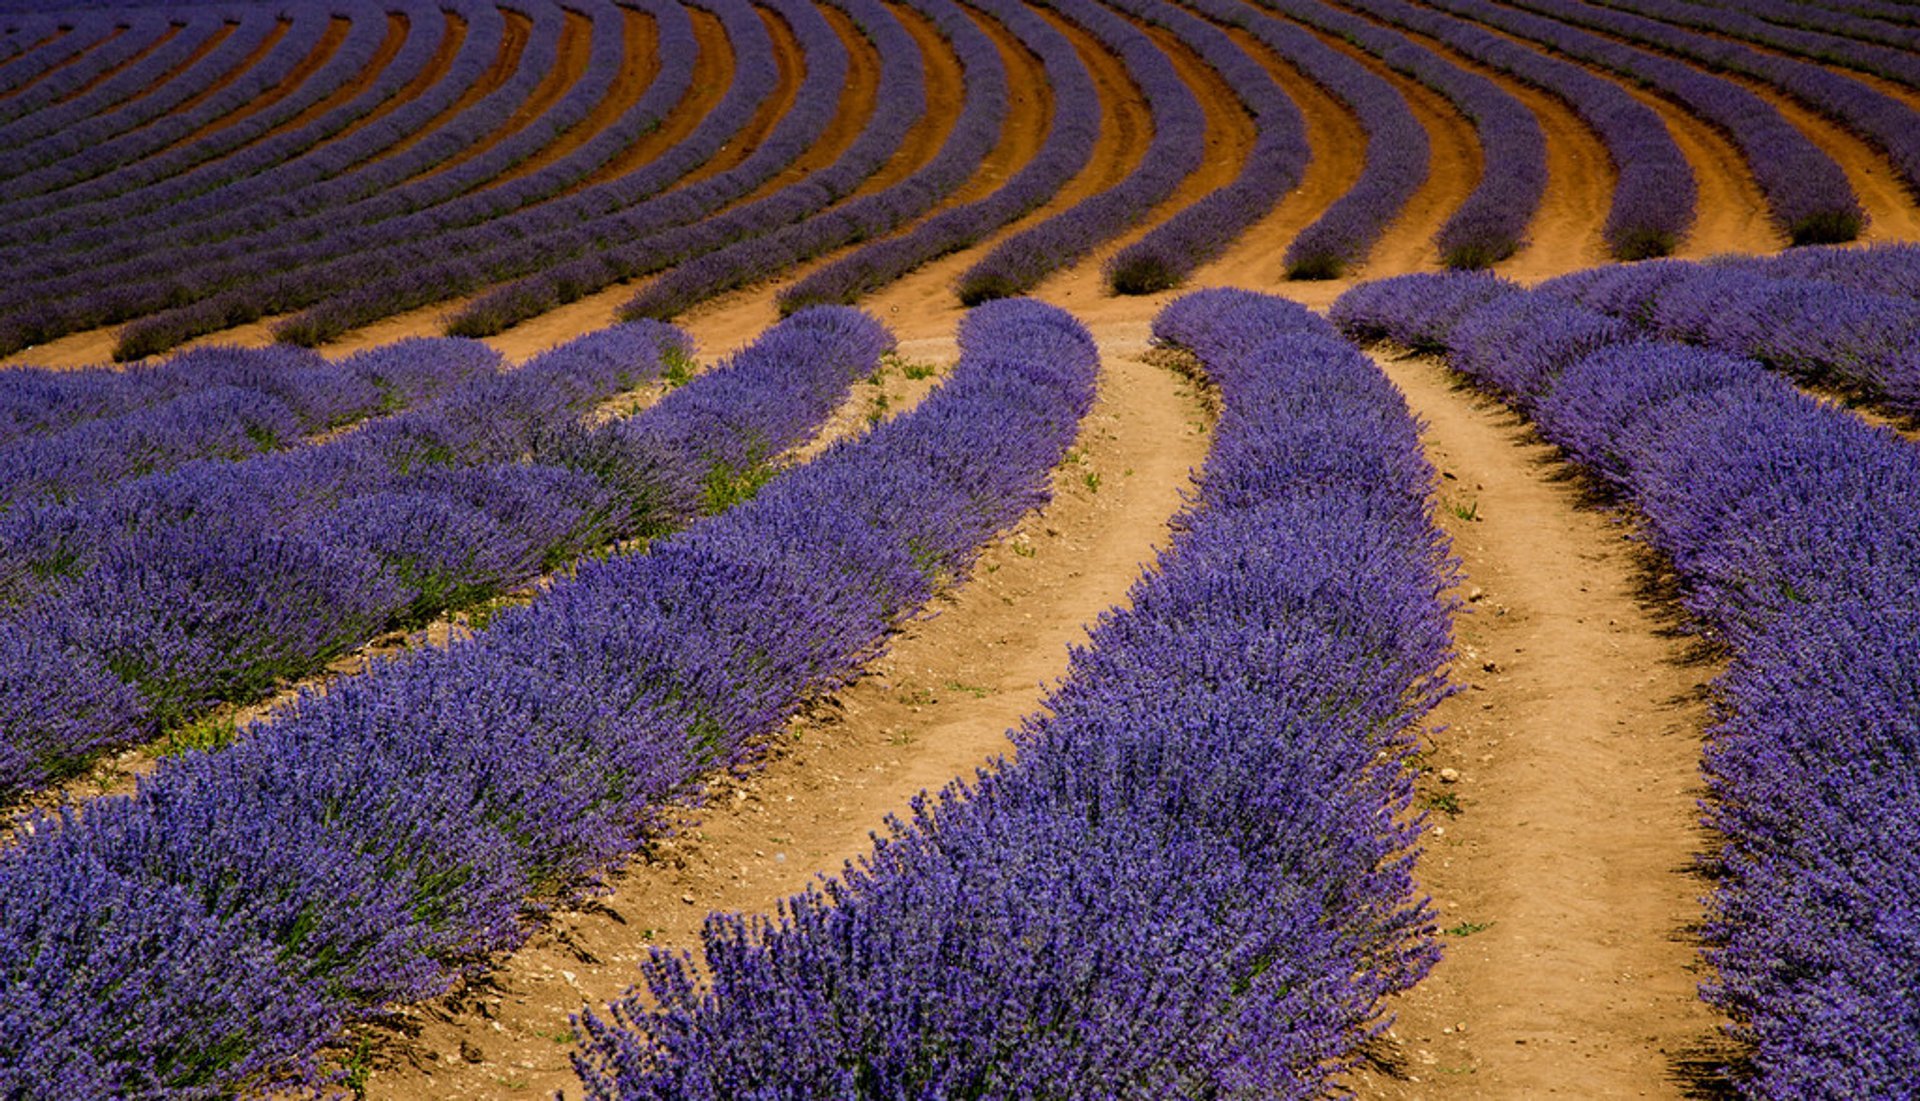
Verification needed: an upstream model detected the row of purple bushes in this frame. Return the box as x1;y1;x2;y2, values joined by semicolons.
0;298;1092;1098
1337;0;1694;259
1589;0;1920;86
1710;239;1920;300
570;287;1453;1098
1255;0;1546;267
1436;0;1864;241
1333;270;1920;1097
1538;257;1920;415
771;0;1100;312
0;6;200;151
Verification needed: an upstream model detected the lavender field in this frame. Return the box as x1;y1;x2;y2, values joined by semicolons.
0;0;1916;1096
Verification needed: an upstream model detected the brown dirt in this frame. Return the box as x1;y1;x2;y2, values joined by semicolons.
1195;15;1371;287
1608;75;1782;258
1;23;122;102
344;329;1215;1101
1344;348;1737;1099
0;27;72;99
431;9;591;181
484;6;660;191
736;2;885;205
561;7;734;196
51;19;179;105
168;17;336;148
140;17;249;119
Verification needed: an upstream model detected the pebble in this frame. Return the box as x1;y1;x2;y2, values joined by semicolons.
1439;768;1461;784
681;893;695;905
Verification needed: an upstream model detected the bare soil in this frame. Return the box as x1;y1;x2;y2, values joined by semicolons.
484;6;661;191
168;16;337;147
430;9;592;181
50;19;179;105
560;7;733;196
1346;349;1739;1099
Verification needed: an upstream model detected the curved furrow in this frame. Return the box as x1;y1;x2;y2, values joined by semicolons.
771;0;1099;312
0;10;331;209
1718;0;1920;49
1253;0;1544;267
1099;0;1308;294
1461;0;1885;235
0;2;481;273
1325;0;1690;258
0;19;66;73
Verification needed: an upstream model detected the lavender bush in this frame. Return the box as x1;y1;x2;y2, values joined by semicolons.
0;298;1092;1097
572;288;1452;1099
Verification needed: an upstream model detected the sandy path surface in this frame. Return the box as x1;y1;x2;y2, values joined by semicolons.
1345;348;1737;1099
351;326;1214;1101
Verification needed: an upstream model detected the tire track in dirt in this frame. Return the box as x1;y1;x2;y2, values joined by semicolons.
1345;347;1736;1099
344;327;1215;1101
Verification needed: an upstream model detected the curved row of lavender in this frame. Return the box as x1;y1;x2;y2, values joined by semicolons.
1589;0;1920;87
4;0;481;265
1518;0;1920;194
1709;240;1920;301
771;0;1101;312
572;288;1451;1099
9;0;676;359
1446;0;1867;241
0;7;208;152
0;0;588;354
1185;0;1429;279
0;303;907;803
263;0;854;348
1254;0;1546;267
1722;0;1920;49
1098;0;1310;293
0;8;201;138
0;341;481;511
0;298;1097;1097
1333;0;1694;259
1537;258;1920;416
1333;270;1920;1097
0;5;361;206
955;0;1209;302
608;0;1014;321
0;13;119;96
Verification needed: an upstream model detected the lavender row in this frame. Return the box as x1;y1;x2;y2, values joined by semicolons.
1591;0;1920;85
0;10;155;126
1254;0;1546;267
241;0;833;350
0;0;503;267
0;298;1093;1097
956;0;1209;302
0;7;349;206
1459;0;1873;239
534;0;951;326
1538;258;1920;415
0;0;632;358
1181;0;1429;279
0;7;186;148
0;331;607;797
3;0;465;266
1731;0;1920;47
1334;0;1695;258
1509;0;1920;197
606;0;1013;322
1100;0;1310;293
1331;270;1920;1097
772;0;1100;312
1707;240;1920;300
0;340;484;510
573;288;1450;1098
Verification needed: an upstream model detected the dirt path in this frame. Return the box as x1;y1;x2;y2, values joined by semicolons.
171;16;345;148
430;9;592;181
326;10;467;154
348;328;1214;1101
945;2;1053;206
486;6;661;191
1346;348;1735;1099
1726;70;1920;242
51;20;180;105
368;8;529;174
562;7;733;196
